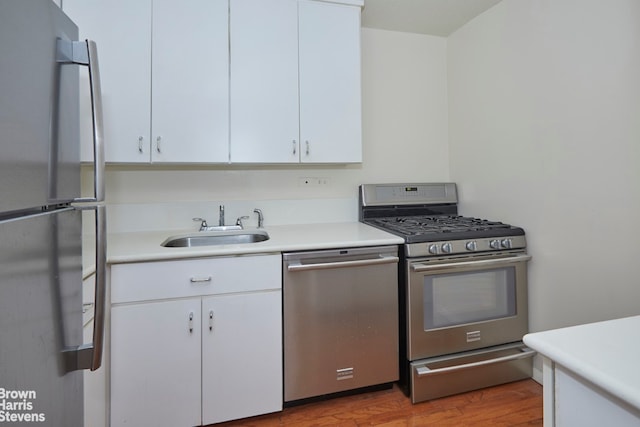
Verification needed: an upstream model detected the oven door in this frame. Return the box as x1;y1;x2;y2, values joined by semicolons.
407;252;531;361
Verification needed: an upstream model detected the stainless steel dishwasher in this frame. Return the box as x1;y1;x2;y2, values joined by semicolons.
283;245;399;403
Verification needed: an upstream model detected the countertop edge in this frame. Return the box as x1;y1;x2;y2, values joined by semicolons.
523;315;640;412
86;222;404;266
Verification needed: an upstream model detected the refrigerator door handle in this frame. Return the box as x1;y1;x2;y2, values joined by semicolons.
63;204;107;372
57;39;105;203
57;39;107;372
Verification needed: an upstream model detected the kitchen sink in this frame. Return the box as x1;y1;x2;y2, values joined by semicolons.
161;230;270;248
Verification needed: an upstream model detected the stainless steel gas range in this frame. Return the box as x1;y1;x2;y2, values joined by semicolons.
359;183;535;403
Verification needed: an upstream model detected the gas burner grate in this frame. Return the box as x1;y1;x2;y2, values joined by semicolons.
364;215;520;242
359;183;526;249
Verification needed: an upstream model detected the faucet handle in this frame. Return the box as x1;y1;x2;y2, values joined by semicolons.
235;216;250;228
253;208;264;228
192;217;208;231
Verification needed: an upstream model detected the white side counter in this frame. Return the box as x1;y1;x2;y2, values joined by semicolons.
524;316;640;427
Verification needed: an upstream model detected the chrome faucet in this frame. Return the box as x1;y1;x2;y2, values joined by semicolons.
253;208;264;228
218;205;225;226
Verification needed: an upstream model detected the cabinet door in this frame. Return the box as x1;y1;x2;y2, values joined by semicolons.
152;0;229;163
230;0;300;163
110;300;202;427
299;0;362;163
63;0;152;163
202;291;283;424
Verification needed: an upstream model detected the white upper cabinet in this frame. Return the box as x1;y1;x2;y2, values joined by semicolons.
63;0;151;163
298;0;362;163
230;0;300;163
63;0;229;163
65;0;361;164
152;0;229;163
230;0;363;163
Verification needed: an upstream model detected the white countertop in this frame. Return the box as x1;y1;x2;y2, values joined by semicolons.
523;315;640;411
103;222;404;264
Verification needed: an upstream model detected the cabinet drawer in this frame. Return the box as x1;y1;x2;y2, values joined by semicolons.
111;254;281;303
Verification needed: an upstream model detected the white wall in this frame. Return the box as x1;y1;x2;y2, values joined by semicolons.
91;28;449;231
448;0;640;333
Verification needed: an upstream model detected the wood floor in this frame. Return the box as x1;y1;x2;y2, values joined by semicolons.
216;379;543;426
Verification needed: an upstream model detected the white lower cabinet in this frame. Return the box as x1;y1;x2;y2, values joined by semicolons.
110;299;202;426
109;255;282;426
202;291;282;424
540;358;640;427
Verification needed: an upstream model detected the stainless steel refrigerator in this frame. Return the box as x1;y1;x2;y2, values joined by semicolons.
0;1;105;425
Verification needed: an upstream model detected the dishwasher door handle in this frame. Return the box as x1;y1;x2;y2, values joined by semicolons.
287;255;399;272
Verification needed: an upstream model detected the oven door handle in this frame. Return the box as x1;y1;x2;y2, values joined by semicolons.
287;255;399;272
415;348;536;377
411;254;531;272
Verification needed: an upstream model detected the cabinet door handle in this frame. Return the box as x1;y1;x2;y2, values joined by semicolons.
188;311;194;334
138;136;144;153
209;310;214;331
305;140;310;156
292;140;297;155
190;276;212;284
156;136;162;153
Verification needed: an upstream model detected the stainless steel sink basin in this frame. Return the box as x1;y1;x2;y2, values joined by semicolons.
161;230;270;248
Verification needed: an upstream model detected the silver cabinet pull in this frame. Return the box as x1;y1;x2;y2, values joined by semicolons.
292;140;297;155
305;140;310;156
138;136;144;153
209;310;214;331
188;312;194;334
156;136;162;153
190;276;212;283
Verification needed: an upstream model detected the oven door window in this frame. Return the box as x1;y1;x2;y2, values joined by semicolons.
423;268;516;329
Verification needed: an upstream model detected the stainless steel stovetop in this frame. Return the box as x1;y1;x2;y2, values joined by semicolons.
359;183;526;257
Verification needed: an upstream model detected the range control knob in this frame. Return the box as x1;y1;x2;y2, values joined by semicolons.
465;241;477;251
489;239;501;250
441;242;453;253
501;238;513;249
428;244;439;255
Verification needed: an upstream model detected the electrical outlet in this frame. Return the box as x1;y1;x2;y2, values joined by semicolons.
298;177;330;186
